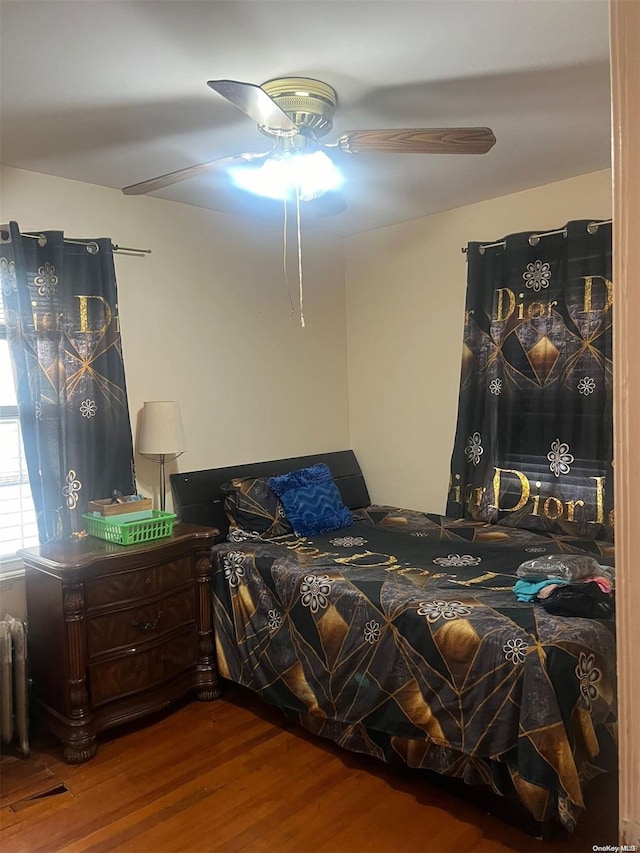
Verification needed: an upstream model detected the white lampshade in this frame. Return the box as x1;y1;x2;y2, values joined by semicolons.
138;401;186;457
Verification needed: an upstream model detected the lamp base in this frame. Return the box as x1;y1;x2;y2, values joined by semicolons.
143;452;184;512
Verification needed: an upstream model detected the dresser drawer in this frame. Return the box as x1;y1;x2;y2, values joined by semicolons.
89;630;198;707
86;557;192;610
86;587;196;657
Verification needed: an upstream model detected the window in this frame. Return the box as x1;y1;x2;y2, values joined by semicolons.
0;293;39;566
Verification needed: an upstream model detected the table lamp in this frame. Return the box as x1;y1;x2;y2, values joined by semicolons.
137;401;186;511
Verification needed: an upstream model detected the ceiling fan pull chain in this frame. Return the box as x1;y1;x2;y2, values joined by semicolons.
296;182;305;329
282;197;295;317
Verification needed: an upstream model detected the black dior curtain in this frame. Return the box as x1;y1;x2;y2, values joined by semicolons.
1;221;135;542
446;219;613;541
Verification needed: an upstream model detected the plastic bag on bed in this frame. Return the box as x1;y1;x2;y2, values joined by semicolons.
516;554;601;581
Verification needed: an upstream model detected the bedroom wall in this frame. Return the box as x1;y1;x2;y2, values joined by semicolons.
0;165;350;503
345;169;613;513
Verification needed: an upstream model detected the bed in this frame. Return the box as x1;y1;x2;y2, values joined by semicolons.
170;450;617;835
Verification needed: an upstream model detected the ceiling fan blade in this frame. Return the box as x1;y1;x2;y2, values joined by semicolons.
207;79;298;135
122;151;271;195
307;190;348;218
336;127;496;155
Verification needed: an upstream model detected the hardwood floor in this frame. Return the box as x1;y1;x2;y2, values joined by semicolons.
1;685;618;853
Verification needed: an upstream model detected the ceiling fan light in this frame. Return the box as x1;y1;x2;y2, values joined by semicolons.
228;158;288;200
292;150;343;201
228;150;343;202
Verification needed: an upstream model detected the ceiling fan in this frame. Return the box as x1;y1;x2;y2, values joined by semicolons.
122;77;496;216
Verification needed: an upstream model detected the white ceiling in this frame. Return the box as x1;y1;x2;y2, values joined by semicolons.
0;0;612;236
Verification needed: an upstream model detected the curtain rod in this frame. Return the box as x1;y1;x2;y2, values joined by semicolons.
19;232;151;257
460;219;612;255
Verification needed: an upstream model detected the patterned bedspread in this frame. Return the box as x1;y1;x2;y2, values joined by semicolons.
211;507;617;831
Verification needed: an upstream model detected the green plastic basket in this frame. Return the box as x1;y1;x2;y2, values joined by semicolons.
82;510;177;545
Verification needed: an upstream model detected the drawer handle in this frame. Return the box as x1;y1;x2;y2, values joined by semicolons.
131;611;163;632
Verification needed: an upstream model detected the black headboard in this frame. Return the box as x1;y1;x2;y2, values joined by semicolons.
170;449;370;538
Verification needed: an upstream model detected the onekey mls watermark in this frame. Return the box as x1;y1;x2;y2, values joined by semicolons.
593;846;638;852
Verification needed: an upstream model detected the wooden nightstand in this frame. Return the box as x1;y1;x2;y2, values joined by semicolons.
20;523;219;763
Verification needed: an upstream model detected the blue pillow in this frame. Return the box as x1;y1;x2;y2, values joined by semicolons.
268;463;353;536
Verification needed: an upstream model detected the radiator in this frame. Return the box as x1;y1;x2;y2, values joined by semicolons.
0;615;29;756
